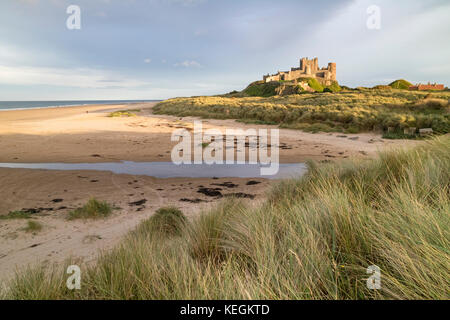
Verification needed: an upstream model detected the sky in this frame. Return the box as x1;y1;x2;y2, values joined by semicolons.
0;0;449;100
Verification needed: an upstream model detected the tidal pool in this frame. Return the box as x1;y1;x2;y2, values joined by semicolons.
0;162;307;179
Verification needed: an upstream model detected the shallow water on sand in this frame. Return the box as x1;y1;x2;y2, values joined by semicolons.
0;100;160;111
0;162;307;179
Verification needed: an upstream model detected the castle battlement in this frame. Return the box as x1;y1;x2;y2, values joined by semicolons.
263;57;336;85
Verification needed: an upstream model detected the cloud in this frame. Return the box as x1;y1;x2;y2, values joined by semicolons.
17;0;39;5
297;0;450;86
1;0;448;99
163;0;207;7
0;65;153;89
174;60;202;68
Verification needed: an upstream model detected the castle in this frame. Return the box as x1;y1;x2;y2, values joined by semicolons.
263;57;336;86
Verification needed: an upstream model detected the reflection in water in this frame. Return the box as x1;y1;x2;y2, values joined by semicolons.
0;162;307;179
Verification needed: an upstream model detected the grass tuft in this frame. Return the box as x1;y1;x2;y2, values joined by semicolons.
23;221;43;233
68;198;112;220
108;109;141;117
134;207;187;237
0;211;32;220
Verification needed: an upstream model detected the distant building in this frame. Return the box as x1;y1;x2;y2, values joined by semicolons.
409;83;445;91
263;57;336;86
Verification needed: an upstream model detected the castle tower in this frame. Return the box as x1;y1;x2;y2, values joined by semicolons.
300;57;307;72
313;57;318;72
305;65;311;75
328;62;336;81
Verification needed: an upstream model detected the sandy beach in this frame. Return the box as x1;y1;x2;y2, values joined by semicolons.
0;102;413;164
0;102;419;284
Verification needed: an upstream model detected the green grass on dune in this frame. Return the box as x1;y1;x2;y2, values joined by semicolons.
243;81;280;97
389;79;413;90
3;136;449;300
325;81;342;93
67;198;113;220
153;90;450;135
242;79;341;97
108;109;141;117
306;78;324;92
0;211;32;220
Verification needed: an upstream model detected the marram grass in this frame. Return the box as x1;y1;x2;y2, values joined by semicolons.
2;137;449;300
153;90;450;135
67;198;112;220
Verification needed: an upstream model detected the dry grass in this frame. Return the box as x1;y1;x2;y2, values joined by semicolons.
153;90;450;135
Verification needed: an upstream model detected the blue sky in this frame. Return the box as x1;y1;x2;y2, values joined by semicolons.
0;0;449;100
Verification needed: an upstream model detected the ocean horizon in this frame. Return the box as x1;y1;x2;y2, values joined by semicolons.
0;100;162;111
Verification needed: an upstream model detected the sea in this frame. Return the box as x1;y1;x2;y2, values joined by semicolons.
0;100;161;111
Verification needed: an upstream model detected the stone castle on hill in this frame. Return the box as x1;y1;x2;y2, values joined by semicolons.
263;57;336;86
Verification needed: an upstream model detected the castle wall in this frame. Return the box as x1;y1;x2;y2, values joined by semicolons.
264;57;336;85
